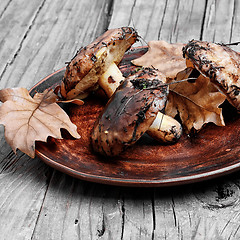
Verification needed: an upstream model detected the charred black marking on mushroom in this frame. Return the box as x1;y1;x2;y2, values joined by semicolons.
91;54;97;62
182;40;210;60
130;78;163;90
230;85;240;96
108;76;116;84
130;102;152;143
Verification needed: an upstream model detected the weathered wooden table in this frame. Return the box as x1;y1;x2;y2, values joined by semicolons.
1;0;240;239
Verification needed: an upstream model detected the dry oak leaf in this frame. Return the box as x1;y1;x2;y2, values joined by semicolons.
132;40;186;80
0;88;80;158
166;68;226;133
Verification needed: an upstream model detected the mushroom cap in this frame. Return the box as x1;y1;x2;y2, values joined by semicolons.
183;40;240;110
60;27;138;99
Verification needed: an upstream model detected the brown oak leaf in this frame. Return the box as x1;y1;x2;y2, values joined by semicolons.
166;68;226;133
132;40;186;80
0;88;80;158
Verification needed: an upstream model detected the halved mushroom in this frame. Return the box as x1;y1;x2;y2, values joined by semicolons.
60;27;138;100
183;40;240;111
91;68;169;156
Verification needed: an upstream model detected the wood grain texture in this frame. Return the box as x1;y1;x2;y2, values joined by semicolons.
230;0;240;45
32;172;124;240
0;0;240;239
0;0;13;18
0;0;46;80
201;0;235;43
0;152;50;240
0;0;115;239
120;188;155;239
0;0;112;89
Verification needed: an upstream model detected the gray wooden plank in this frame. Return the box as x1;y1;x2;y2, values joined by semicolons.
201;0;235;43
0;0;46;81
153;182;240;239
0;0;112;90
0;0;114;239
0;0;12;18
227;0;240;52
109;0;167;46
0;2;52;240
156;0;206;43
110;0;206;44
0;153;50;240
108;0;136;29
121;188;155;240
109;1;165;238
32;172;123;240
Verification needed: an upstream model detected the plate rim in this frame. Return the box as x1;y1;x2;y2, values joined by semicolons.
35;149;240;187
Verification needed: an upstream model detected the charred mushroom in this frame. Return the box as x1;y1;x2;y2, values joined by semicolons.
183;40;240;111
91;68;169;156
60;27;138;99
98;59;183;144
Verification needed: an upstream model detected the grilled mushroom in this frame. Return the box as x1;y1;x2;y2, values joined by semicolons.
98;59;183;144
183;40;240;110
91;68;169;156
60;27;138;99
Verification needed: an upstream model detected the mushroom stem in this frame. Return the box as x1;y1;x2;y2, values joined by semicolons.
99;62;124;97
147;112;182;143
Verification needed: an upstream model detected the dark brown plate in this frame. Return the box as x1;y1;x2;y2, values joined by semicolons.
31;47;240;187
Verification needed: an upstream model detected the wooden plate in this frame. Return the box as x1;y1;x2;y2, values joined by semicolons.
31;47;240;187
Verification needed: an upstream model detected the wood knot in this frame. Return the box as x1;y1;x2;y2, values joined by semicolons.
194;182;240;209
